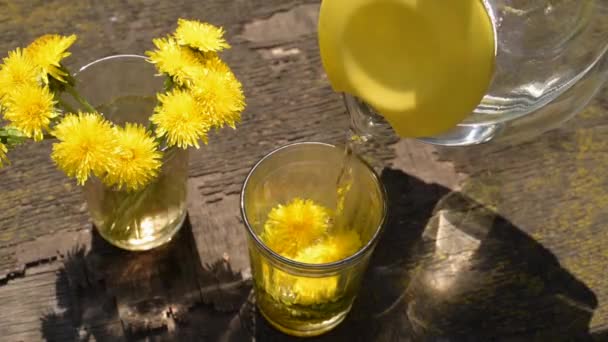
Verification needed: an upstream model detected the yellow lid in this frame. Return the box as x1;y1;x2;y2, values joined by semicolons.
319;0;496;137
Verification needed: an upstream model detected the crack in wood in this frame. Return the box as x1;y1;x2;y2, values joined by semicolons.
0;256;59;285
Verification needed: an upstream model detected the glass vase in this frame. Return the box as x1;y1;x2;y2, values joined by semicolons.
70;55;188;251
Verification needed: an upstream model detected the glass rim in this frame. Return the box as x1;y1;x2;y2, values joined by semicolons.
74;54;176;152
240;141;388;271
77;54;148;74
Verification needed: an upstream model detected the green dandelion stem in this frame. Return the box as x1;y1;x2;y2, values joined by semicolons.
57;98;78;114
65;84;97;113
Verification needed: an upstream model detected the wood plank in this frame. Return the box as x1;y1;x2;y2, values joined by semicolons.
0;261;125;341
0;0;607;340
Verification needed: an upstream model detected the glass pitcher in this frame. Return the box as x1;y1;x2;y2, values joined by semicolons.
346;0;608;146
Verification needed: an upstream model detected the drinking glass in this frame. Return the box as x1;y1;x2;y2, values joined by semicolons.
240;142;387;336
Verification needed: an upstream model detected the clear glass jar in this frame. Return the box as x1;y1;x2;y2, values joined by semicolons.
347;0;608;145
241;142;387;336
70;55;188;251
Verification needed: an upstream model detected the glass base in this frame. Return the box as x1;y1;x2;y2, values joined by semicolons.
258;303;349;337
95;208;187;251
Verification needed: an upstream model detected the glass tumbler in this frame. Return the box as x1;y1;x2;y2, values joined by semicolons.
347;0;608;145
240;142;387;336
68;55;188;251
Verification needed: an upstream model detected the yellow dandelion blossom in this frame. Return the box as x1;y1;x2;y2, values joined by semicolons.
0;48;40;99
294;230;362;264
0;142;8;167
262;198;330;257
174;19;230;52
260;217;360;306
261;260;340;306
25;34;76;83
2;84;57;141
51;112;116;185
287;232;362;305
191;56;245;128
146;36;203;86
291;274;339;306
104;123;162;191
151;89;211;149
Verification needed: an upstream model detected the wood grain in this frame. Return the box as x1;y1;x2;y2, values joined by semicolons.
0;0;607;341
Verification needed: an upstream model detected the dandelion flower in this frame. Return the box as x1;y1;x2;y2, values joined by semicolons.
0;142;8;167
291;275;339;306
261;260;340;306
25;34;76;83
174;19;230;52
294;230;362;264
146;36;203;86
0;48;40;99
191;56;245;128
51;112;116;185
288;231;363;305
2;84;57;141
261;230;361;306
260;200;360;306
151;89;211;148
104;123;162;191
262;198;330;257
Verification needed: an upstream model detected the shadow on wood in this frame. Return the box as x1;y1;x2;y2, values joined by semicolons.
592;329;607;341
238;168;599;341
40;217;251;341
404;189;598;341
40;169;599;341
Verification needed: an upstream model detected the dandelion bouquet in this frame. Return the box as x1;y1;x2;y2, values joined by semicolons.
0;19;245;250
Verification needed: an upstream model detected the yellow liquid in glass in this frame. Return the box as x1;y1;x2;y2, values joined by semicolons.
319;0;496;137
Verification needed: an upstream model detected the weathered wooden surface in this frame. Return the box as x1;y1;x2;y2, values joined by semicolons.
0;0;607;341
